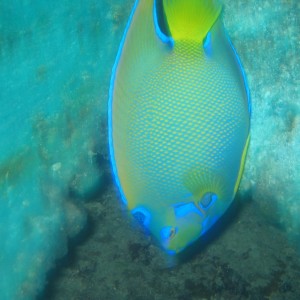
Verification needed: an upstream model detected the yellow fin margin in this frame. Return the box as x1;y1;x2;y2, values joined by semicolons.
163;0;222;42
234;134;250;194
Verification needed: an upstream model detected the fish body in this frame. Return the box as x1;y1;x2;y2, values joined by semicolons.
108;0;251;254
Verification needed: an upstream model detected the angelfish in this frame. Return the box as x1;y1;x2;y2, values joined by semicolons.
108;0;251;254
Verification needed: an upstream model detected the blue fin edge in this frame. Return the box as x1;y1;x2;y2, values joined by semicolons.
153;0;174;46
108;0;141;206
225;30;252;117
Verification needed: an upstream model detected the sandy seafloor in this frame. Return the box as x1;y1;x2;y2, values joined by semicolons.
1;0;300;299
43;187;300;300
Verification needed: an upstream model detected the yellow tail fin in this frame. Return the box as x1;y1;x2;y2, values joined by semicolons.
163;0;222;42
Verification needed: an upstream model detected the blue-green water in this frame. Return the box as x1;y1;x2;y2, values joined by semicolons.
0;0;300;299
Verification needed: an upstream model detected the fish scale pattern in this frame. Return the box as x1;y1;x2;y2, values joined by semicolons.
114;41;247;209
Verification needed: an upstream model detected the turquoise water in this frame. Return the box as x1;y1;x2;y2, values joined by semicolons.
0;0;300;299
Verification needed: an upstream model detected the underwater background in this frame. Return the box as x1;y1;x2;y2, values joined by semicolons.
0;0;299;299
